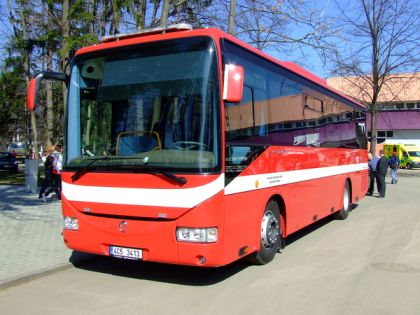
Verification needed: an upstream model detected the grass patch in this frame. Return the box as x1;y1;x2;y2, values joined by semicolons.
0;165;45;186
0;170;26;185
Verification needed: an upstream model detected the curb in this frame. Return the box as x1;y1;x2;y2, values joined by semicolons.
0;252;98;291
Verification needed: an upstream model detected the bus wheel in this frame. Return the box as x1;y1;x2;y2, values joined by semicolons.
335;181;351;220
248;200;281;265
406;163;413;169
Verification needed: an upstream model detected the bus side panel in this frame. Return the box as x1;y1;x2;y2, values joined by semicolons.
223;148;368;261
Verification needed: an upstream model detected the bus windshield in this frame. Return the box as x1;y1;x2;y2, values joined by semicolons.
65;37;220;174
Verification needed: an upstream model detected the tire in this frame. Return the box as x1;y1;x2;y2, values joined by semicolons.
248;200;282;265
335;181;351;220
406;163;413;170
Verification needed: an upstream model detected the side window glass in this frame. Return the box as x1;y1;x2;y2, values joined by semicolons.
225;86;253;141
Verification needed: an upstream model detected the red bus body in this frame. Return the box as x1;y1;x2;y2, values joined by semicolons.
56;26;368;267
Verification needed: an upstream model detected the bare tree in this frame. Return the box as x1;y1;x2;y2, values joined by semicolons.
203;0;332;64
327;0;420;154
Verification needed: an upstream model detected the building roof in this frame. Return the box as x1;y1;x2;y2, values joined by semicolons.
327;73;420;103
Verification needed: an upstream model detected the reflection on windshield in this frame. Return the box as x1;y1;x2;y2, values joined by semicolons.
66;37;220;173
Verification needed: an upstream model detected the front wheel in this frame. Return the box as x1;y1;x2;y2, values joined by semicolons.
335;181;351;220
406;163;413;169
248;200;282;265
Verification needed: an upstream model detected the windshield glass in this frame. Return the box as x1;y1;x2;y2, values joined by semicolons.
408;151;420;157
66;37;220;174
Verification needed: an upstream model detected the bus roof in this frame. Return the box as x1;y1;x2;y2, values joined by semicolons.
75;25;365;111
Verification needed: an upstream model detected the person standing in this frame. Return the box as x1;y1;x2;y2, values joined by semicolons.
367;152;379;195
389;152;400;184
376;150;389;198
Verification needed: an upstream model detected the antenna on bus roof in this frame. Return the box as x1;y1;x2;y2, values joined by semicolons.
101;23;193;43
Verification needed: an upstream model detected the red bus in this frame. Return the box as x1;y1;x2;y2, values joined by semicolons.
28;24;368;267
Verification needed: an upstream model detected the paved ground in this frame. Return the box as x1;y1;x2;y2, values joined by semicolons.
0;185;88;288
0;168;418;289
0;171;420;314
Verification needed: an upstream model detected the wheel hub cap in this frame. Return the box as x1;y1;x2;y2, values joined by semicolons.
261;210;280;248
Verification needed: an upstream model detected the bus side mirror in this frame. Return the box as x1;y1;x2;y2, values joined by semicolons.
27;71;68;111
27;74;43;111
223;64;244;103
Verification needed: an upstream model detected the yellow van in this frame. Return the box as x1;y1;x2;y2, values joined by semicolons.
383;144;420;169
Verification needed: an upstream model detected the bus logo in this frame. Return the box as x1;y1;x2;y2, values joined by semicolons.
118;220;128;233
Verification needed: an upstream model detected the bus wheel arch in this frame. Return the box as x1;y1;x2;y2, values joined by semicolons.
335;179;352;220
248;196;285;265
271;194;286;249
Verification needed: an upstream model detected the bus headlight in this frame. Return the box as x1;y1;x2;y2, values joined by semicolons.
64;216;79;231
176;227;218;243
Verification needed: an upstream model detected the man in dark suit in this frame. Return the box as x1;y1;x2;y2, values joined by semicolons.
376;150;389;198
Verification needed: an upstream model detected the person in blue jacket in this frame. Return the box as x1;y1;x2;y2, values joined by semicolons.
389;152;400;184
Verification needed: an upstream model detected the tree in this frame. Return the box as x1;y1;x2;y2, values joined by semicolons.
327;0;420;154
227;0;235;35
6;0;40;158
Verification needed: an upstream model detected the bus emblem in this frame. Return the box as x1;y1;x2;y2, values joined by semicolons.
118;220;128;233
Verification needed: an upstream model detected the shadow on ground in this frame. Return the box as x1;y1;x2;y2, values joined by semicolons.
71;252;250;286
70;205;360;285
0;185;48;212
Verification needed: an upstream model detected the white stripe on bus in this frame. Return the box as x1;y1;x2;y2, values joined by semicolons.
224;163;368;195
61;163;367;207
62;175;225;208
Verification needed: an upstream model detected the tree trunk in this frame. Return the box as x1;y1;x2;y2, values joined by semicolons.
370;108;377;154
61;0;70;119
228;0;236;35
46;1;54;148
160;0;171;28
15;0;39;159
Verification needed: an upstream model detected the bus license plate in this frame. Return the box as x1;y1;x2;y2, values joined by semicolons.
110;246;142;260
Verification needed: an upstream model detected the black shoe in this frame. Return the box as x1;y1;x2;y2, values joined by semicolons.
379;195;385;198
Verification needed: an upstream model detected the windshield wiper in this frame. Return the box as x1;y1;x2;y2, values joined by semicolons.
71;156;113;182
71;157;187;185
133;164;187;185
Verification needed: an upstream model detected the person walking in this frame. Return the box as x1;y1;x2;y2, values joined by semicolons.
389;152;400;184
376;150;389;198
367;152;379;195
38;146;54;201
51;144;63;200
44;144;63;201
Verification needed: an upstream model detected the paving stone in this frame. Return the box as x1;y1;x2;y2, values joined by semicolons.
0;185;73;285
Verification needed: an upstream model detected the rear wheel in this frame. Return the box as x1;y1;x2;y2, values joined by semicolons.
335;181;351;220
248;200;282;265
406;163;413;169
